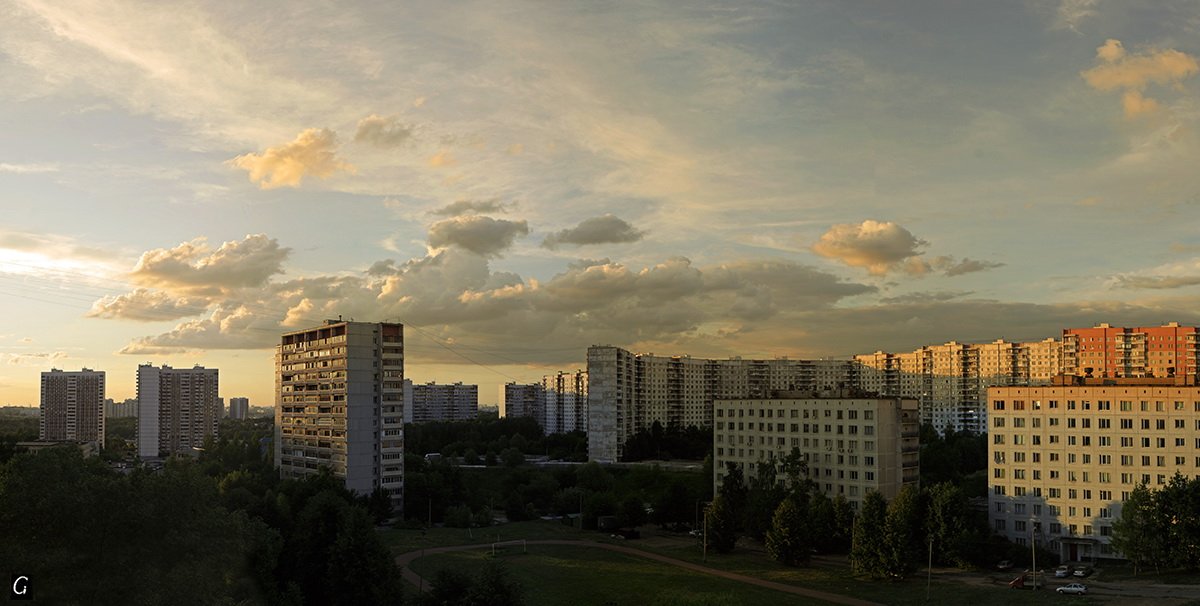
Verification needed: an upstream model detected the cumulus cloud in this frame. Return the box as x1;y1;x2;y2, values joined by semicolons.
128;234;290;296
432;199;513;217
87;289;204;321
231;128;354;188
1082;39;1200;118
879;290;973;304
542;214;646;249
930;256;1005;277
354;114;414;147
812;220;927;275
427;216;529;257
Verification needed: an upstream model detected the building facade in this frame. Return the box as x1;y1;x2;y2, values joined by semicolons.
987;376;1200;562
136;364;220;458
713;395;920;510
1062;323;1199;381
404;380;478;423
855;338;1063;434
502;382;543;421
228;397;250;420
105;397;138;419
586;345;859;461
275;320;404;509
40;368;105;448
541;370;588;434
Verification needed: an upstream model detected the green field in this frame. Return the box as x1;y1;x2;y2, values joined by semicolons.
392;521;1096;606
407;544;827;606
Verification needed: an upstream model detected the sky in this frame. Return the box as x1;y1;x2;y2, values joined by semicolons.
3;0;1200;406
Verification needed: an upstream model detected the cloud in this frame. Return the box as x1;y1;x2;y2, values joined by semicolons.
354;114;414;147
432;199;513;217
1111;275;1200;290
1052;0;1098;32
427;216;529;257
429;151;455;167
541;214;646;249
231;128;354;189
811;220;927;275
1082;39;1200;118
0;163;58;173
5;351;67;366
930;256;1005;277
879;290;973;304
127;234;290;296
86;288;204;321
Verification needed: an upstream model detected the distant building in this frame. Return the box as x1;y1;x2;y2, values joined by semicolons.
228;397;249;420
136;364;220;458
105;397;138;418
503;382;543;420
403;380;478;423
40;368;105;449
276;320;404;510
541;370;588;434
1062;323;1199;381
713;394;920;510
587;345;858;462
988;375;1200;562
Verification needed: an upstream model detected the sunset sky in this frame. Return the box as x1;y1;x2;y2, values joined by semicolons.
3;1;1200;406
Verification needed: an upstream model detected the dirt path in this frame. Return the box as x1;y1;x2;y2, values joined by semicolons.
395;539;883;606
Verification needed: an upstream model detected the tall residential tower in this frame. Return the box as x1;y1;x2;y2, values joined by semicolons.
276;320;405;510
40;368;105;448
136;364;220;458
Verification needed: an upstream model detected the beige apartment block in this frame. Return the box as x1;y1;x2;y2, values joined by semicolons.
713;395;920;510
276;320;404;510
40;368;105;449
987;376;1200;562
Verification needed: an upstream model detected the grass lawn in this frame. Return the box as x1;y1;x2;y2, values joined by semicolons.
383;519;598;554
407;544;828;606
394;521;1099;605
1092;562;1200;584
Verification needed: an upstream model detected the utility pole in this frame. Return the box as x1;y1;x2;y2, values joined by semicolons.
926;538;932;601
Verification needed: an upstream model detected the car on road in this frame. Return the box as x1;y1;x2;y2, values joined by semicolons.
1054;565;1073;578
1056;583;1087;595
996;560;1013;571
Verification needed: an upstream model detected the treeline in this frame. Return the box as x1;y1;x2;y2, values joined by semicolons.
704;455;1038;577
621;421;712;461
404;456;712;530
918;423;987;495
405;416;587;463
1113;474;1200;573
0;418;404;605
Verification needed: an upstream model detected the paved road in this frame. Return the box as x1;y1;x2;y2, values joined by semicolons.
395;539;883;606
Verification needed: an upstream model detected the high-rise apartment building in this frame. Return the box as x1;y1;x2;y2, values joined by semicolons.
542;370;588;434
136;364;220;458
713;395;920;510
988;376;1200;562
40;368;105;448
276;320;404;509
228;397;249;420
855;338;1063;434
1062;323;1199;381
105;397;138;419
403;380;478;423
502;382;544;421
586;346;859;461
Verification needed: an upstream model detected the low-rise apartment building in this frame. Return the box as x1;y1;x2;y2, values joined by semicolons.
712;394;920;510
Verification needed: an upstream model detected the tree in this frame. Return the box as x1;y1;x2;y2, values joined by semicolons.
717;462;747;519
618;495;647;528
704;493;739;554
765;495;813;566
1112;483;1166;574
465;560;524;606
924;482;974;567
881;484;924;578
744;460;786;539
830;493;855;553
851;491;888;578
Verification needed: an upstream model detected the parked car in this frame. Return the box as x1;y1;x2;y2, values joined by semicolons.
996;560;1013;571
1056;583;1087;595
1073;566;1092;577
1054;565;1073;578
